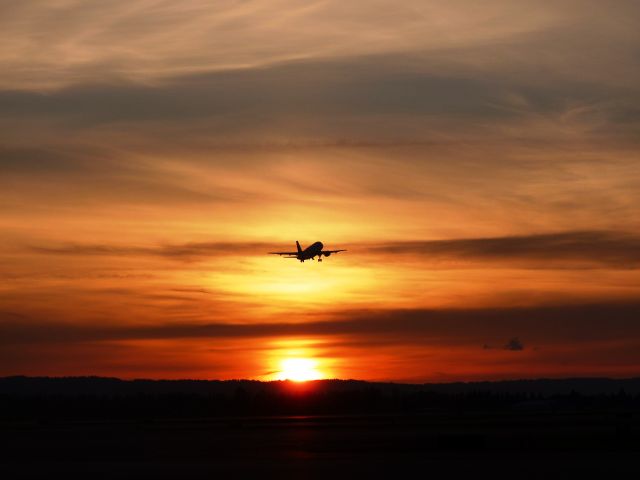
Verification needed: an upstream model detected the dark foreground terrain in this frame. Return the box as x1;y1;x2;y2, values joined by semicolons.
2;377;640;478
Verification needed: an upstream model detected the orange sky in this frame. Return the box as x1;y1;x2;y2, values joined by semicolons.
1;1;640;381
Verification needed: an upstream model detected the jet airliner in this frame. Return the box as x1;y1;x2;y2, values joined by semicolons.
269;241;346;262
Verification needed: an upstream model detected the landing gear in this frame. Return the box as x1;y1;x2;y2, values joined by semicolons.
318;257;323;262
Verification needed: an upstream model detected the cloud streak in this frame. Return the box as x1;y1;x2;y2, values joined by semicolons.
364;231;640;268
24;230;640;268
28;241;274;260
484;337;524;351
1;51;637;141
5;1;638;90
3;302;640;346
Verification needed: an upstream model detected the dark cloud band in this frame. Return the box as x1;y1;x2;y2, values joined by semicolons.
3;302;640;346
26;230;640;267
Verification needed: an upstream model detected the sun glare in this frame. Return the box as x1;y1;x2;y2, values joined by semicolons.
208;256;379;313
277;358;323;382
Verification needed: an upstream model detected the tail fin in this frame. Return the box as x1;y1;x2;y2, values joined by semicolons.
296;241;302;254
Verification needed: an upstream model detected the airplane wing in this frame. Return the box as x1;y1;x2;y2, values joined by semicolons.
269;252;298;256
321;249;347;255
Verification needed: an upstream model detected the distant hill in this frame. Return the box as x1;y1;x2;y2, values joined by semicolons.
2;376;639;420
2;375;640;396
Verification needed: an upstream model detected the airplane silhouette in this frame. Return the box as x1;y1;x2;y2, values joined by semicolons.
269;241;346;262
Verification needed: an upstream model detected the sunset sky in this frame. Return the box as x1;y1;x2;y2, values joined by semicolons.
1;0;640;382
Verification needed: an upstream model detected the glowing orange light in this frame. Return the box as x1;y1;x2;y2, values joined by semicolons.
276;358;323;382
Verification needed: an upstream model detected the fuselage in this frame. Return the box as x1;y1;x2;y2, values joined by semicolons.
300;241;323;260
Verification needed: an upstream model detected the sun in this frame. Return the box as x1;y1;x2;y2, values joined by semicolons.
276;358;323;382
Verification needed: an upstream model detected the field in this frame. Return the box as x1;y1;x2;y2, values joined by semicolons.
3;409;640;478
3;377;640;478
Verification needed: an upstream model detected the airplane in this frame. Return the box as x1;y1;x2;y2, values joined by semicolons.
269;241;346;262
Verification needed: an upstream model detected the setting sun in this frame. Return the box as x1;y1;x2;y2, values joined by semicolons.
277;358;323;382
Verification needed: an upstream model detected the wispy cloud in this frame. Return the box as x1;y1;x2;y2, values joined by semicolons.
364;231;640;268
7;1;636;90
24;230;640;268
28;241;274;260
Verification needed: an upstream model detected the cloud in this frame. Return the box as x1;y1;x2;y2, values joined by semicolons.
504;337;524;351
1;13;638;228
6;0;638;91
28;241;274;260
364;231;640;268
3;302;640;346
1;51;637;138
483;338;525;351
4;303;640;380
24;230;640;268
